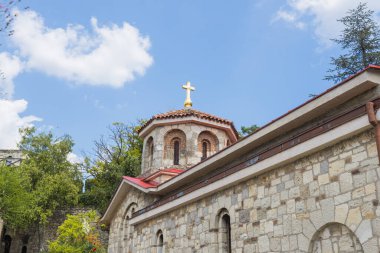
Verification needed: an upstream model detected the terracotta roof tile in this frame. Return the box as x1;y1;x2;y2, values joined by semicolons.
139;108;237;135
124;168;184;189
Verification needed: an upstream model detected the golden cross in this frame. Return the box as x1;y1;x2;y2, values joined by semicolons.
182;81;195;108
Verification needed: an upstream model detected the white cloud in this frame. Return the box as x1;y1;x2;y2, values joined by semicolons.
67;152;84;164
0;99;41;149
0;53;23;99
275;0;380;47
11;9;153;87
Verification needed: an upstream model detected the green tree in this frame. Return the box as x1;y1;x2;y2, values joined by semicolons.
325;3;380;82
19;128;82;223
48;210;106;253
17;127;82;250
0;163;33;229
81;121;144;212
239;124;260;137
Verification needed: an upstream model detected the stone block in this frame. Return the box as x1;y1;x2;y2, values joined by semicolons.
335;204;348;224
239;209;250;224
320;198;334;222
318;173;330;185
258;235;269;252
339;172;353;192
281;237;289;251
352;151;367;163
303;170;313;184
356;219;372;244
329;159;345;176
298;233;309;252
320;160;329;174
289;186;300;199
346;207;362;231
334;192;351;205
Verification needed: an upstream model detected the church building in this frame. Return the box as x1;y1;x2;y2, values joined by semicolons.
101;66;380;252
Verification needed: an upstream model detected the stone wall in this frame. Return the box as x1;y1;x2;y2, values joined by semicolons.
109;129;380;252
0;150;22;166
108;187;156;253
141;123;231;175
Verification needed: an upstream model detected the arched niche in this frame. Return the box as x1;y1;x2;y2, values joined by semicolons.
216;208;231;253
155;229;164;253
144;136;154;169
121;202;138;253
198;131;219;160
163;129;187;166
309;222;363;253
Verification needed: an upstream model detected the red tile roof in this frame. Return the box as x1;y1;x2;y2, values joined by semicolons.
123;168;184;189
123;176;158;189
139;108;238;135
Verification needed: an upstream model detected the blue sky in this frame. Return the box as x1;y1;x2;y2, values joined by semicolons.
1;0;380;160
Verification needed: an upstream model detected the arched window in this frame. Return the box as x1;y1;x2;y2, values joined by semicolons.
221;214;231;253
145;137;154;169
216;209;231;253
174;140;180;165
164;129;186;166
156;230;164;253
122;203;138;252
198;131;218;161
202;141;208;160
21;246;27;253
149;142;154;167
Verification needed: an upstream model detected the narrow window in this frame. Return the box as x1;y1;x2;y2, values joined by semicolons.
149;142;154;167
221;214;231;253
173;140;180;165
21;246;27;253
202;141;208;160
156;230;164;253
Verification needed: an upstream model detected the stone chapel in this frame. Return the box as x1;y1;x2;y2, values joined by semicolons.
101;66;380;252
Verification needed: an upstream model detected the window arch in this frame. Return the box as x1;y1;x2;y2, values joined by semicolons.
164;129;186;166
173;139;180;165
145;137;154;169
309;223;363;252
156;230;164;253
121;202;138;252
198;131;219;161
216;208;231;253
202;140;209;160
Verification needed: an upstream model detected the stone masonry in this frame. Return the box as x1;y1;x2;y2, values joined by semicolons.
108;129;380;252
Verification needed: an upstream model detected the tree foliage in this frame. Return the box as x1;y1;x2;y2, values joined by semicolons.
325;3;380;82
0;0;22;37
48;210;106;253
81;121;144;212
239;124;260;137
18;127;82;225
0;163;33;229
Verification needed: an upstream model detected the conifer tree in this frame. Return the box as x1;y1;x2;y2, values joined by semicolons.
325;3;380;82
